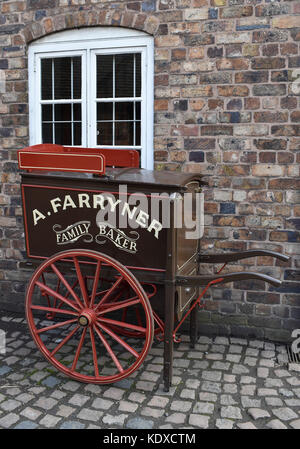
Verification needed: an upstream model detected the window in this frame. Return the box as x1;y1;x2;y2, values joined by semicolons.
28;28;154;169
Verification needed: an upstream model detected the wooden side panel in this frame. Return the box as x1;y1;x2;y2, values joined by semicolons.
21;182;168;271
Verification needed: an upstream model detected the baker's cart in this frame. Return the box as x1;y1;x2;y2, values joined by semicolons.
18;144;289;391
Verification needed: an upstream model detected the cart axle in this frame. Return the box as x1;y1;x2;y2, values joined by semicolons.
78;309;97;327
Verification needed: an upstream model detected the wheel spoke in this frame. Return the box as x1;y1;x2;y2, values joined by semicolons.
90;260;101;308
73;257;89;307
36;318;78;334
97;317;147;334
35;280;81;313
89;327;99;377
50;325;80;356
94;325;124;373
30;304;79;317
97;296;140;316
71;327;87;372
50;263;84;310
97;322;139;359
94;277;123;311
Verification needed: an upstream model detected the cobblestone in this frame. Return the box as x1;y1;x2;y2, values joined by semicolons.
77;408;104;422
15;420;38;429
216;418;234;429
0;320;300;429
221;406;243;420
267;419;288;429
248;408;271;420
68;394;90;407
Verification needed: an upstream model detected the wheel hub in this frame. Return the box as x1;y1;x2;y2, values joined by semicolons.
78;309;97;327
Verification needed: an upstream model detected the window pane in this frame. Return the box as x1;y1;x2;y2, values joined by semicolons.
73;57;81;99
97;102;113;121
135;102;141;121
74;123;82;146
97;122;113;145
42;123;53;143
42;104;52;121
97;55;113;98
135;53;141;97
115;122;133;146
115;54;134;98
73;103;82;121
41;59;52;100
54;58;71;99
115;102;133;121
55;104;71;122
41;56;81;101
55;122;71;145
135;122;141;146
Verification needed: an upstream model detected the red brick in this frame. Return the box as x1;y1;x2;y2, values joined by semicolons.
254;111;288;123
171;125;199;136
216;58;249;71
258;152;276;163
251;57;285;70
213;215;245;227
217;85;249;97
262;44;278;57
281;97;297;109
244;98;260;110
208;99;223;110
272;125;300;137
171;48;186;60
201;125;233;136
220;6;253;19
204;202;218;213
278;152;294;164
280;43;298;55
154;99;169;111
269;179;300;190
291;111;300;122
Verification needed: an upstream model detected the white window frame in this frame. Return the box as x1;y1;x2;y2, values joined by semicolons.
28;27;154;169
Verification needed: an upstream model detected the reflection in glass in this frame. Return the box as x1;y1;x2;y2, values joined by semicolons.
42;104;52;121
97;102;113;121
115;54;134;98
115;122;133;146
54;58;71;99
97;122;113;146
55;104;71;121
115;102;133;121
42;123;53;143
97;55;113;98
55;123;71;145
41;59;52;100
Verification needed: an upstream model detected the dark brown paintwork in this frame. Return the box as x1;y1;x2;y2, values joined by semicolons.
21;169;205;274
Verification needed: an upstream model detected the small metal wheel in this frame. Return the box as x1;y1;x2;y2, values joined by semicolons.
25;249;154;384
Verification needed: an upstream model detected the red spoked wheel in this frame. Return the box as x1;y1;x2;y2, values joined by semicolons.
25;249;154;384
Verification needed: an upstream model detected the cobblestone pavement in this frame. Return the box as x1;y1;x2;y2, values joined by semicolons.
0;313;300;430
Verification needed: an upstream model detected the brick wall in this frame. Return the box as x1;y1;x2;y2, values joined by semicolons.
0;0;299;342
